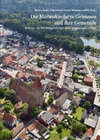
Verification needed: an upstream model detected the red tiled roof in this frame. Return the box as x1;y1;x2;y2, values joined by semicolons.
27;123;35;131
6;56;13;64
16;72;23;78
18;66;24;71
84;77;93;83
49;105;60;115
3;113;16;124
54;114;64;123
19;129;29;140
15;101;22;110
13;122;24;136
48;83;57;91
24;73;30;79
72;96;77;102
10;61;18;66
86;127;94;136
35;71;43;76
33;119;46;132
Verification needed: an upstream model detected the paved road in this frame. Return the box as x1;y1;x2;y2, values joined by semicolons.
57;61;67;88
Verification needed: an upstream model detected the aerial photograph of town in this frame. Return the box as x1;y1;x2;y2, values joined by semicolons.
0;0;100;140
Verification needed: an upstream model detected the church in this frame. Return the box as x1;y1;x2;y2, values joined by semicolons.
10;77;45;108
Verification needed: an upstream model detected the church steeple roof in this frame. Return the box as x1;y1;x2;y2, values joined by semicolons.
32;77;42;90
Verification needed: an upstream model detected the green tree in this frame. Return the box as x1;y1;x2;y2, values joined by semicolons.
88;60;94;66
71;122;82;135
0;129;13;140
57;124;63;133
71;105;77;113
3;14;85;54
0;87;16;100
65;116;72;125
8;78;14;88
68;136;76;140
43;102;48;108
82;124;87;133
0;87;7;98
4;102;13;113
47;95;54;105
49;125;53;131
83;101;91;110
37;59;44;68
72;69;75;76
4;89;16;100
22;103;29;111
61;121;69;129
0;121;4;131
91;47;95;56
0;115;3;121
30;106;41;117
96;30;100;39
85;45;91;52
72;74;78;82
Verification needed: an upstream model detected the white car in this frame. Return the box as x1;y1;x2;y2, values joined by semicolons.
44;134;50;139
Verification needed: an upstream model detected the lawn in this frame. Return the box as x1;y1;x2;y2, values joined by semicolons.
72;107;84;121
48;127;71;140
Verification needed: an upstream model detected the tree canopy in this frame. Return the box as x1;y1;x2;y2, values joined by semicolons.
47;95;54;105
8;78;14;88
4;101;13;113
0;129;13;140
57;124;63;133
72;74;78;82
71;122;87;135
83;101;91;110
22;103;29;111
68;136;76;140
0;87;16;100
2;14;85;54
30;106;41;118
0;121;13;140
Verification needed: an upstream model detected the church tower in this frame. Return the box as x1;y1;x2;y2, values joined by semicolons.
29;77;45;108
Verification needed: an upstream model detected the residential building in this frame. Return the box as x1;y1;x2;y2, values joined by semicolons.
83;77;93;87
38;111;54;126
3;113;17;127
